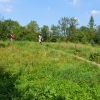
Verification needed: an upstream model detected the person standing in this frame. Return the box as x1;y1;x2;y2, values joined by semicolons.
10;32;14;42
39;33;42;44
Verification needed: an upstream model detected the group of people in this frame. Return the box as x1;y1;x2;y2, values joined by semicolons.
9;32;43;44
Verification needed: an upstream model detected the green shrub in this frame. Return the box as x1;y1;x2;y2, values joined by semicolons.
0;42;100;100
0;42;5;48
89;52;100;63
51;38;57;42
74;49;82;55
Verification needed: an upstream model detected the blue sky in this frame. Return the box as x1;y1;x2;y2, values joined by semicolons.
0;0;100;28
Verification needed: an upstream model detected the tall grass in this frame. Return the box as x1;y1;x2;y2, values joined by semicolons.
0;41;100;100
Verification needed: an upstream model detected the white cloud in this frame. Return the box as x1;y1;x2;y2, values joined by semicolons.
0;4;12;12
86;10;100;17
0;0;12;12
74;17;79;21
91;10;100;15
68;0;78;6
73;0;78;5
5;8;11;12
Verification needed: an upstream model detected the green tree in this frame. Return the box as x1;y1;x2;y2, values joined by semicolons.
58;17;69;36
93;25;100;44
50;25;61;42
25;20;40;41
3;19;22;41
0;15;5;40
69;17;78;29
88;15;95;29
88;16;96;41
67;17;79;42
79;26;89;33
51;25;60;36
79;26;89;42
41;25;49;41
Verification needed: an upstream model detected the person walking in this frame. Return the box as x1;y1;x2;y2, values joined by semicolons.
39;33;42;44
10;32;14;42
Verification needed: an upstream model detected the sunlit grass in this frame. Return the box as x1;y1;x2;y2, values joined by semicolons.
0;41;100;99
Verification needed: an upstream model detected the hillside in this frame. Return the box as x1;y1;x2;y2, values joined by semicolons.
0;41;100;100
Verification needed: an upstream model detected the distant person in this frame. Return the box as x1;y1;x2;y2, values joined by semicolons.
90;39;95;46
39;33;42;44
10;32;14;42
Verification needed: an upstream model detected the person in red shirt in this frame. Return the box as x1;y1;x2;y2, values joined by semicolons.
10;32;14;42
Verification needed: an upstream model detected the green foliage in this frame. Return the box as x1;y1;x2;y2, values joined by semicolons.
51;25;60;36
88;15;95;29
0;14;100;45
0;19;23;41
0;41;11;48
0;67;20;100
0;42;5;47
58;17;69;35
25;34;35;41
74;48;82;55
93;33;100;44
89;52;100;63
0;39;100;99
51;38;57;42
90;39;95;46
41;25;49;41
81;36;88;44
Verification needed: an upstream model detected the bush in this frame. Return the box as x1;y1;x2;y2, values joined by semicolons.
89;52;100;63
93;33;100;44
90;39;95;46
81;36;88;44
0;42;5;48
51;38;57;42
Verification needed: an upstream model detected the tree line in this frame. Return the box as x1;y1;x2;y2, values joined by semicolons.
0;15;100;44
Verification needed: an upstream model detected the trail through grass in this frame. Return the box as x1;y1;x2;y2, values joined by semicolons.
0;41;100;100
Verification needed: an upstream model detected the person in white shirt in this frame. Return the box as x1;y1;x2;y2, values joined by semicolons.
39;33;42;44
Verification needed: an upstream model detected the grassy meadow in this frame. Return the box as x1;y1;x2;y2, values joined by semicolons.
0;41;100;100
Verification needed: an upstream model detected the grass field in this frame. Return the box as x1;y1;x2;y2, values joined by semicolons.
0;41;100;100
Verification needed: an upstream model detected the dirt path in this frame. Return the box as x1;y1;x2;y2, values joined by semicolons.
52;49;100;67
70;54;100;67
